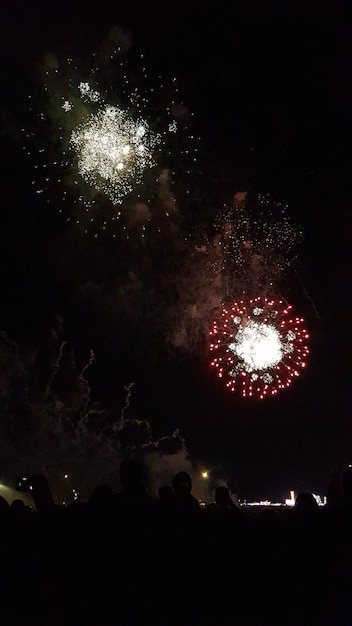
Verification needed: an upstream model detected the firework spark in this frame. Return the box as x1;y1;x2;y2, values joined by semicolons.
70;103;160;204
209;296;309;399
25;45;199;236
213;193;302;281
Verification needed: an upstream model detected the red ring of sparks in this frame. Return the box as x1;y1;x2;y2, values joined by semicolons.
208;297;310;399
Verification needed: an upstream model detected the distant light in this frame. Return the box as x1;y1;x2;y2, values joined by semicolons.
312;493;326;506
285;490;295;507
72;488;80;501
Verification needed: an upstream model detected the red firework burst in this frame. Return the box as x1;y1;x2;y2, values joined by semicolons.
208;296;310;399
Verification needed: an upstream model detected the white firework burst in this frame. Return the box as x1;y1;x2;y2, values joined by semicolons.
70;104;161;204
209;296;310;399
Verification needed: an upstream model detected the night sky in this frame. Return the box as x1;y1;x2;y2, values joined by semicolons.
1;1;351;501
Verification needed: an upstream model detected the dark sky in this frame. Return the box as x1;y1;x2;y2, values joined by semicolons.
1;1;351;501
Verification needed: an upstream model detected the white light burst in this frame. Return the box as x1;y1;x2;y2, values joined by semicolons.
209;296;310;399
26;47;200;236
229;321;283;371
70;105;160;204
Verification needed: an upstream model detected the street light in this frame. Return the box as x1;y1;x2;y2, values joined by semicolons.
201;471;209;504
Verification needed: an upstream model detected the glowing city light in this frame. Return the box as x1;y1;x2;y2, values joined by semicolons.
285;490;296;506
208;296;310;399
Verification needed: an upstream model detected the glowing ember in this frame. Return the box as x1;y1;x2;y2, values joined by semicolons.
209;296;310;399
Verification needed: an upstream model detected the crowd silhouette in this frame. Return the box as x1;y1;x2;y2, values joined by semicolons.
0;461;352;625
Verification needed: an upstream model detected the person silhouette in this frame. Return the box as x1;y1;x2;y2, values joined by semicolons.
172;471;200;512
205;485;245;536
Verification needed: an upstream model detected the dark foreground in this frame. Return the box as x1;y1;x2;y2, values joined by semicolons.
1;472;352;626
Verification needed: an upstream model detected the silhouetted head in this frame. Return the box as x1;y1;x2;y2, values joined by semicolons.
11;499;26;512
172;471;192;494
254;506;281;531
89;483;113;507
0;495;9;515
215;486;232;507
158;485;175;509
